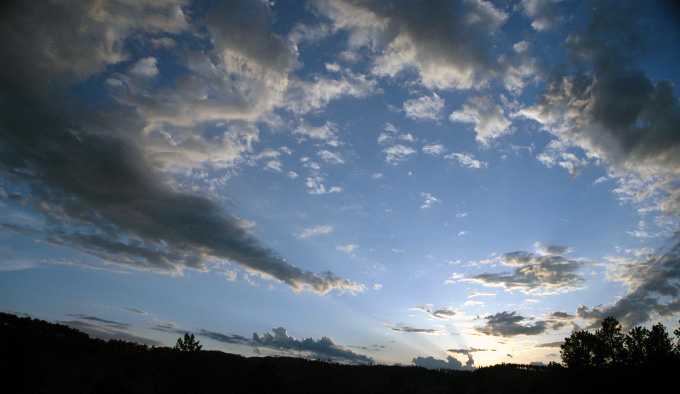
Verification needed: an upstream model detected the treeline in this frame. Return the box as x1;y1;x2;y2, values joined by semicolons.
2;312;679;393
561;317;680;368
0;312;151;355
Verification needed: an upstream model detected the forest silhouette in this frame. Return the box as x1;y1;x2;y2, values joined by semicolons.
2;312;678;393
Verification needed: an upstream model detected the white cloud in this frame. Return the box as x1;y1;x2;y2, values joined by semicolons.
298;225;333;238
306;177;342;195
293;121;338;141
422;144;446;156
420;192;441;209
317;150;345;164
450;95;513;145
336;244;358;252
445;152;487;169
383;144;417;164
403;93;445;120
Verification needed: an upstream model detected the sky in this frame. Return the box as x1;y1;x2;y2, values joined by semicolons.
1;0;680;368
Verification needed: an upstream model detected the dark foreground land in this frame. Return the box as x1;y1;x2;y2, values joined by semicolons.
1;313;672;394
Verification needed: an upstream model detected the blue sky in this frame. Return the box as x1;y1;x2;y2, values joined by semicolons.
1;0;680;368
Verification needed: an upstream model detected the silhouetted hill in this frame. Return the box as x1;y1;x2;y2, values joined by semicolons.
0;313;673;393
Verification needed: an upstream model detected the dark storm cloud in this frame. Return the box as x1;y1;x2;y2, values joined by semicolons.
475;311;548;337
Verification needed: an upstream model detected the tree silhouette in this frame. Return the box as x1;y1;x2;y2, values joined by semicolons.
625;326;649;365
562;317;680;368
645;322;673;364
175;333;202;352
594;316;626;366
561;330;597;368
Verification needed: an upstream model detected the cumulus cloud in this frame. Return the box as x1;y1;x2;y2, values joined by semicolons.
383;144;417;164
450;95;513;145
313;0;507;90
317;150;345;164
517;1;680;327
252;327;373;364
445;152;487;169
475;311;548;337
519;1;680;216
0;1;363;296
457;247;592;295
284;64;378;114
577;242;680;328
519;0;564;32
412;355;474;370
199;326;372;365
420;193;441;209
403;93;445;121
305;177;343;195
293;121;338;141
422;144;446;156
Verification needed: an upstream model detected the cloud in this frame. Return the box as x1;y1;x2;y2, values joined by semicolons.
0;25;362;297
535;341;564;348
298;225;333;238
284;65;378;114
459;249;591;295
450;95;513;145
533;242;572;256
60;319;164;346
0;0;189;91
420;193;441;209
317;150;345;164
403;93;445;121
519;0;564;32
293;121;339;141
412;355;474;370
383;322;443;335
444;152;487;169
67;314;131;330
519;1;680;216
336;244;358;252
383;144;417;164
412;304;457;320
251;327;373;365
475;311;548;337
577;242;680;328
422;144;446;156
197;326;373;365
313;0;507;90
447;348;492;355
305;177;343;195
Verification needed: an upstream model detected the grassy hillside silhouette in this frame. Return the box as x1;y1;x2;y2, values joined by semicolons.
1;312;677;393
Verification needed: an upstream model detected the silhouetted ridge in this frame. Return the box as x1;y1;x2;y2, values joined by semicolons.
1;313;678;394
